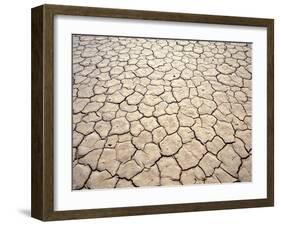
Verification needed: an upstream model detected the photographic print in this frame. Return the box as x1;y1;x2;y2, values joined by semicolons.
72;35;252;190
32;4;274;220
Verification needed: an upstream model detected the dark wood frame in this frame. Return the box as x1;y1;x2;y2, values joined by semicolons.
31;4;274;221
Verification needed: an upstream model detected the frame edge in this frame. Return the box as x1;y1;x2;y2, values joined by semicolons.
31;5;44;220
43;3;274;26
266;18;274;207
31;4;55;221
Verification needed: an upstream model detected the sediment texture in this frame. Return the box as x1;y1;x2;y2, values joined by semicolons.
72;35;252;190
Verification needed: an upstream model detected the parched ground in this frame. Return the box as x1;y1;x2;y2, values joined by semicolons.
72;35;252;190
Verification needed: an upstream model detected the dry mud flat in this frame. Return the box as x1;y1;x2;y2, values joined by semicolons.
72;35;252;190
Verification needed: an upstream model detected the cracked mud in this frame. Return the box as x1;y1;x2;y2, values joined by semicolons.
72;35;252;190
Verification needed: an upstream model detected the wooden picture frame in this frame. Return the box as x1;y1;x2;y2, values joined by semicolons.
31;4;274;221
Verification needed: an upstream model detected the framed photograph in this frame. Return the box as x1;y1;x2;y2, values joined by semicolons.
31;4;274;221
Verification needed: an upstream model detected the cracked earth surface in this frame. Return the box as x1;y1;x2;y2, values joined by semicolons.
72;35;252;190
